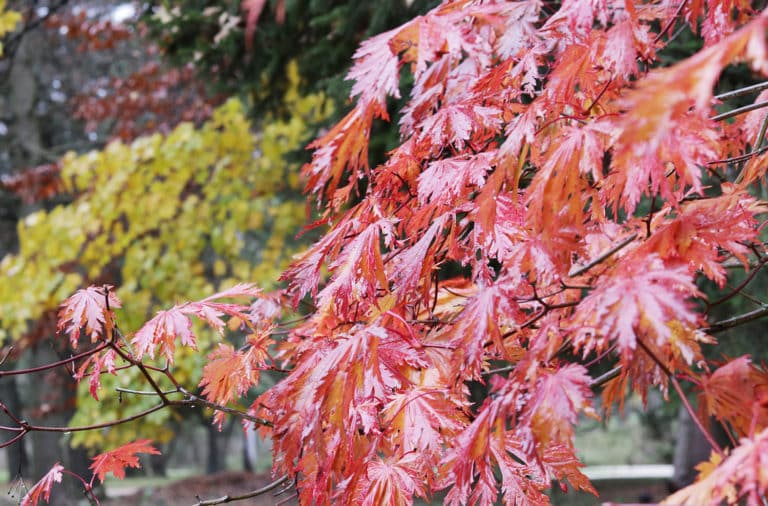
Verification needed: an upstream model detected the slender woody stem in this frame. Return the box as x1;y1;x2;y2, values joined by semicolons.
636;338;723;456
193;475;290;506
707;305;768;333
0;342;108;377
715;80;768;101
710;100;768;122
568;234;638;278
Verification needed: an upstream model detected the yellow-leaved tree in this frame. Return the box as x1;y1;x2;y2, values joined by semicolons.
0;0;21;56
0;64;331;448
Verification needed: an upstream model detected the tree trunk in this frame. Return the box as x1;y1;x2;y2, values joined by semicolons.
206;423;230;474
671;406;730;491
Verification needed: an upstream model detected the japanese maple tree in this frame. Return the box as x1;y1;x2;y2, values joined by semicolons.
8;1;768;505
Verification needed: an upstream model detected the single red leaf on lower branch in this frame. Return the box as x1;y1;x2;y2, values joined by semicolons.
90;439;160;483
21;463;63;506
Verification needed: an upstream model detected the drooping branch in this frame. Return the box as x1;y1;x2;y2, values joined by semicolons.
0;342;108;377
193;475;291;506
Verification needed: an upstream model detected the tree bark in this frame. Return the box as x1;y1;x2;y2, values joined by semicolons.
671;406;730;491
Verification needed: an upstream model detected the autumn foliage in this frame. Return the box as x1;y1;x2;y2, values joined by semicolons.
11;1;768;505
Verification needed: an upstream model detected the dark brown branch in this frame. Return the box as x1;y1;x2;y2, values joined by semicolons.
707;305;768;333
0;342;108;377
0;403;167;449
193;475;290;506
590;366;621;388
706;257;768;311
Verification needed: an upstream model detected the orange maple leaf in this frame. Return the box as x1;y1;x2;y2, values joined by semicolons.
89;440;160;483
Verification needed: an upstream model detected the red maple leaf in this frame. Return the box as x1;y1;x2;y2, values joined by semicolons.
58;285;122;348
21;463;63;506
89;440;160;483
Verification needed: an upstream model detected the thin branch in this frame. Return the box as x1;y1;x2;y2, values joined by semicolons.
568;233;638;278
708;144;768;165
18;404;166;434
707;305;768;333
0;346;13;366
715;80;768;101
193;475;290;506
0;403;168;449
754;111;768;150
0;431;27;450
484;365;513;376
654;0;688;43
710;100;768;122
636;339;723;456
0;342;108;377
172;389;272;428
109;338;170;404
706;257;768;311
116;387;179;397
584;343;617;368
590;366;621;388
729;288;766;308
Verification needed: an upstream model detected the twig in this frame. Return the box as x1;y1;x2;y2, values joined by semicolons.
116;387;179;397
636;338;723;456
715;80;768;101
0;346;12;366
0;342;108;377
708;144;768;165
193;475;290;506
707;305;768;333
710;100;768;122
590;366;621;388
654;0;688;43
109;339;171;404
568;234;638;278
172;389;273;428
706;257;768;311
484;365;513;376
